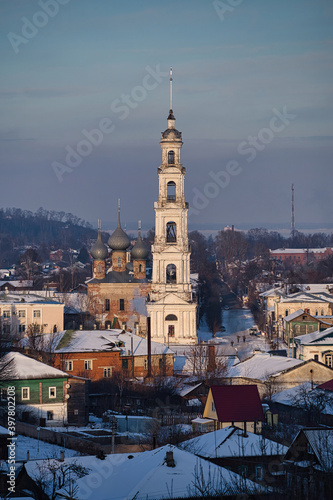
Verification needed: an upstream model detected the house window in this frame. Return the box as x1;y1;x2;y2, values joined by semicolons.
64;360;73;371
119;299;125;311
285;310;289;317
33;310;41;318
315;310;318;316
144;359;147;370
49;387;56;398
74;409;79;415
256;466;264;481
314;354;319;362
84;360;92;370
103;367;112;378
47;411;53;421
105;299;110;311
19;324;26;333
238;465;248;478
168;150;175;164
321;310;324;316
22;387;30;400
18;310;25;318
3;310;10;318
122;359;129;370
325;354;333;368
1;388;8;401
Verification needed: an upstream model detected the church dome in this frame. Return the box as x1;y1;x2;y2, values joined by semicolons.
108;209;130;251
90;229;108;260
131;231;148;260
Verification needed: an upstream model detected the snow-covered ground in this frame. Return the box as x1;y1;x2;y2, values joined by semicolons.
9;434;79;461
198;308;255;342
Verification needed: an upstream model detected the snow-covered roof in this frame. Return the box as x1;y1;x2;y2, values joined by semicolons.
302;429;333;469
270;248;333;255
271;382;333;416
0;425;10;435
0;352;69;380
54;329;174;356
284;309;304;322
178;382;203;397
180;426;288;458
54;444;267;499
281;292;333;304
228;352;303;381
25;453;131;499
0;292;62;305
294;326;333;345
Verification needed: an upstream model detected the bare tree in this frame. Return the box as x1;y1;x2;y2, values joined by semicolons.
32;458;90;500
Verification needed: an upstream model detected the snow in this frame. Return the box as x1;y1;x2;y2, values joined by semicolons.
179;382;202;397
54;444;267;499
24;453;131;499
180;426;288;458
228;352;303;380
284;309;304;321
295;326;333;345
0;352;69;380
12;434;79;461
54;329;174;356
271;383;333;416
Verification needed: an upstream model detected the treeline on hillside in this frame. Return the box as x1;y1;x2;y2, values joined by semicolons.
0;207;97;267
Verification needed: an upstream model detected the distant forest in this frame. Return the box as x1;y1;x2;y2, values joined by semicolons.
0;207;97;267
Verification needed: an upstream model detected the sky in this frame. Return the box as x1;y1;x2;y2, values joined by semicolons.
1;0;332;232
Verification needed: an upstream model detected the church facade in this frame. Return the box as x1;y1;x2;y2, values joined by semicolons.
87;73;197;344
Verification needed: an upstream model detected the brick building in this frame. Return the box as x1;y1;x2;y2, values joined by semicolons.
54;329;174;379
87;218;151;334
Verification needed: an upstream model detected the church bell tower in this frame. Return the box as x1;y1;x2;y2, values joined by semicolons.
147;68;197;345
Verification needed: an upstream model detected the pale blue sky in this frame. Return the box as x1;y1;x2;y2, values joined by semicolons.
1;0;332;230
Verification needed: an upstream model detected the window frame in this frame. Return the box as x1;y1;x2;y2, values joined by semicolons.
22;387;30;400
49;387;56;399
64;360;73;371
84;360;93;370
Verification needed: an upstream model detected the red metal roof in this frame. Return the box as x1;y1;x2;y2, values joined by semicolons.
211;385;264;423
317;379;333;391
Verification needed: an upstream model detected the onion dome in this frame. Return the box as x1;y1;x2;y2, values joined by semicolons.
90;226;108;261
108;201;130;251
131;225;148;260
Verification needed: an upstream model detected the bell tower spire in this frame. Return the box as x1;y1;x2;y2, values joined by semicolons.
147;68;197;345
169;66;173;112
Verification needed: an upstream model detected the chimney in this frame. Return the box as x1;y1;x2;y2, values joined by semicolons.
165;451;175;467
26;450;30;461
59;451;64;462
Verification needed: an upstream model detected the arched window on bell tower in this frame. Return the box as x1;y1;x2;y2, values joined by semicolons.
166;264;177;283
168;150;175;164
167;181;176;201
166;221;176;242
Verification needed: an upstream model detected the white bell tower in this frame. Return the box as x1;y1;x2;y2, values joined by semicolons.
147;68;197;345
